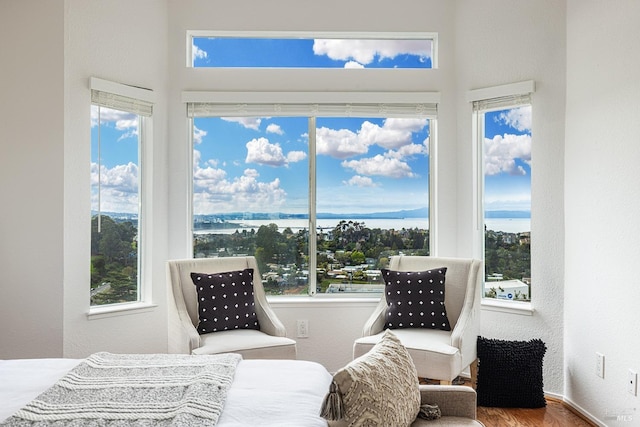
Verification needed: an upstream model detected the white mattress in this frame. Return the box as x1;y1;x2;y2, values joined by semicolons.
0;357;332;426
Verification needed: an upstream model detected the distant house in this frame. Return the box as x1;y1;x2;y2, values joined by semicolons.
484;279;529;300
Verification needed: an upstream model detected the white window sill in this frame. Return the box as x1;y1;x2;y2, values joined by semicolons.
88;302;158;320
267;294;381;308
481;298;534;316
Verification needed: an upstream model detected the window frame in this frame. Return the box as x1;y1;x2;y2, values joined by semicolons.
186;30;438;69
88;77;156;316
184;90;439;297
468;80;535;313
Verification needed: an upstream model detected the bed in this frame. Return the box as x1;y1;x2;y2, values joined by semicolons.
0;354;332;426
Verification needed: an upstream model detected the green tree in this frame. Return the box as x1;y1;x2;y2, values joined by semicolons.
350;250;366;265
91;215;138;305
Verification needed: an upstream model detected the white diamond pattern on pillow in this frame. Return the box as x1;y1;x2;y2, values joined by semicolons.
190;269;259;334
382;267;451;331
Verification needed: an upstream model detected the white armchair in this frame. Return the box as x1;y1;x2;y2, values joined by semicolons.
353;256;482;384
167;256;297;359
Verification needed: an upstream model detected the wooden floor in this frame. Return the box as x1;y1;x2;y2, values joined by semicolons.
476;397;596;427
421;377;596;427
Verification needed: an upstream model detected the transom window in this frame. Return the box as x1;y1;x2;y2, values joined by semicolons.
188;32;436;69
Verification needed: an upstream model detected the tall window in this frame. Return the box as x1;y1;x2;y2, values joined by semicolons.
189;101;435;296
90;78;153;306
473;89;532;302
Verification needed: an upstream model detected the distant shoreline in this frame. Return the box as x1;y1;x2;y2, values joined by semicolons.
193;217;530;235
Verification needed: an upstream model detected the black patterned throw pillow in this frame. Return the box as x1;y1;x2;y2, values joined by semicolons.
190;268;260;334
382;267;451;331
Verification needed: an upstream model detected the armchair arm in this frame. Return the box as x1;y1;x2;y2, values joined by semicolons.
450;259;481;367
167;262;200;354
254;297;287;337
361;297;387;336
168;310;200;354
419;385;477;419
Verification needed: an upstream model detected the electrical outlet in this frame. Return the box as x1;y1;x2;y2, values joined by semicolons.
296;319;309;338
596;353;605;378
628;370;637;396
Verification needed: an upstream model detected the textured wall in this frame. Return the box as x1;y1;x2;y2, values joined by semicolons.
0;0;65;359
565;0;640;423
63;0;169;357
454;0;567;395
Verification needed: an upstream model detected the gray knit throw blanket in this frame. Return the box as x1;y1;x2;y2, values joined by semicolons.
1;352;242;426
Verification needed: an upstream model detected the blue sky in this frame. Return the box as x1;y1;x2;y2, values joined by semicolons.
483;106;532;214
90;105;139;214
192;37;433;69
90;38;531;217
192;116;430;215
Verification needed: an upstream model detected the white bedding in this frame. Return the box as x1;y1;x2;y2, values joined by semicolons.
0;357;332;426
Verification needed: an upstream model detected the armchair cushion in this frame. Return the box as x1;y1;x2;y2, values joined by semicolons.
382;267;451;331
191;268;259;334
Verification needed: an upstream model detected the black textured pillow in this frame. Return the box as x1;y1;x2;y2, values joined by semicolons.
476;337;547;408
190;268;259;334
382;267;451;331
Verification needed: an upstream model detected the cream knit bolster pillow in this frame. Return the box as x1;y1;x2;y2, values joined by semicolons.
327;329;420;427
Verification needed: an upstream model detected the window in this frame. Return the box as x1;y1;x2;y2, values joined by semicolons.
471;82;534;302
90;78;153;307
188;32;436;69
188;96;436;296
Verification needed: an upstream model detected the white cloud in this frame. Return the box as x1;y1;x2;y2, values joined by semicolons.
192;167;287;214
222;117;262;131
342;154;415;179
386;142;428;159
193;125;207;144
90;162;139;213
245;138;307;166
484;133;531;176
343;175;378;187
286;151;307;163
193;149;202;170
246;137;287;166
498;106;532;132
192;44;208;62
316;126;369;159
344;61;364;69
193;164;227;185
317;118;429;161
115;118;137;131
90;105;136;128
358;118;428;150
266;123;284;134
313;39;431;65
90;106;139;141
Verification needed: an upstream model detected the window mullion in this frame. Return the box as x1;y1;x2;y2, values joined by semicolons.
308;116;317;296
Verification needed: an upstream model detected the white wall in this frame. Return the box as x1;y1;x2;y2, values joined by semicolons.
454;0;567;395
270;299;378;373
62;0;169;357
1;0;172;360
0;0;65;358
565;0;640;423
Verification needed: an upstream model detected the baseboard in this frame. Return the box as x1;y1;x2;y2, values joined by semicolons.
544;392;605;427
